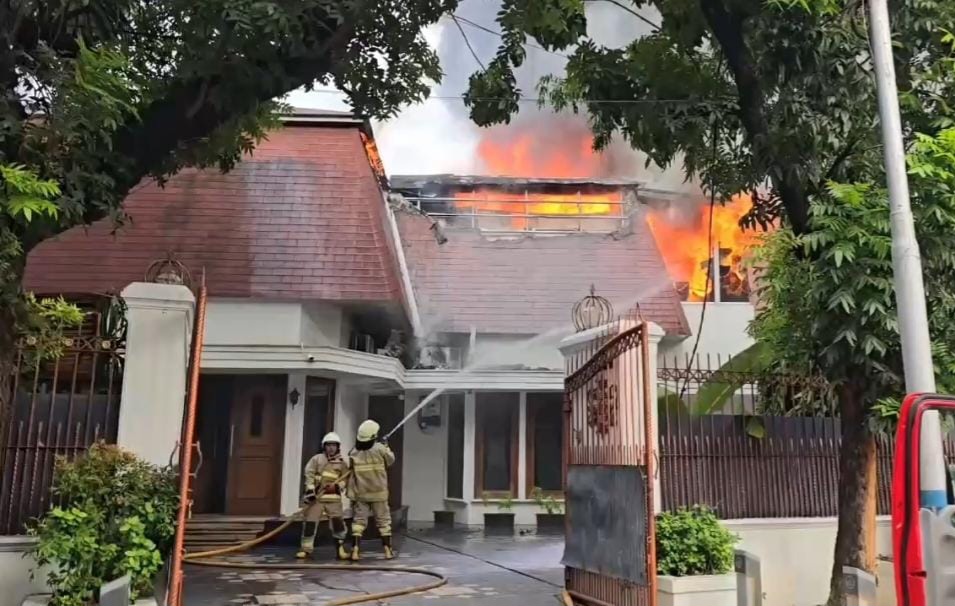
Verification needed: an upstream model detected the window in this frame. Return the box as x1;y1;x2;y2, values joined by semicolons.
301;377;335;493
527;393;565;493
475;392;518;496
446;394;465;499
249;395;264;437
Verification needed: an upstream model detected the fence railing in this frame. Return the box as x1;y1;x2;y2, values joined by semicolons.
0;297;125;534
656;356;953;519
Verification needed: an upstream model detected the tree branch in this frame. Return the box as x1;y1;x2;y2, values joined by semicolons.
698;0;810;233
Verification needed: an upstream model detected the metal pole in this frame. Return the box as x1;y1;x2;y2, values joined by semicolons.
868;0;946;507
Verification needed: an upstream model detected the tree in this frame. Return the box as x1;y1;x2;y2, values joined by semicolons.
750;128;955;602
0;0;456;460
464;1;955;603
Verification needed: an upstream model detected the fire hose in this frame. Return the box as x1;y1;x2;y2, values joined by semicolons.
181;470;447;606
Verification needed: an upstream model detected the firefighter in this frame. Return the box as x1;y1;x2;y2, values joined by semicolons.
297;431;350;560
347;419;396;560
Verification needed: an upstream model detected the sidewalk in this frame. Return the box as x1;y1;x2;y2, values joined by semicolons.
182;528;565;606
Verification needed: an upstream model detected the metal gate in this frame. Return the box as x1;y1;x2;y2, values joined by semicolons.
0;296;127;534
563;319;656;606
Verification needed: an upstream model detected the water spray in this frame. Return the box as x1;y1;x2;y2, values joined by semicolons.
382;283;669;441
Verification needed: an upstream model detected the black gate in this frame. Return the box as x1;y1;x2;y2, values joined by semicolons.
0;296;126;534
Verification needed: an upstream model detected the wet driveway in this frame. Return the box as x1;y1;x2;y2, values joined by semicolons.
182;528;565;606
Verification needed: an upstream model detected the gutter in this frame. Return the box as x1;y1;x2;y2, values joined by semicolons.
382;192;423;337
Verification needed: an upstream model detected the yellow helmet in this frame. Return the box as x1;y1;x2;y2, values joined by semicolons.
357;419;380;442
322;432;341;446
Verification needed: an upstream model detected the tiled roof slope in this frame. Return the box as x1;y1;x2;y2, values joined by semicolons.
395;211;690;336
24;124;404;303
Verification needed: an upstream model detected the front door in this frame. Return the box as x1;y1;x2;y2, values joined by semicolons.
368;395;404;510
226;376;286;515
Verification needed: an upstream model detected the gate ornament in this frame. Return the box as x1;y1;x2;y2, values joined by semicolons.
572;285;613;332
586;375;618;434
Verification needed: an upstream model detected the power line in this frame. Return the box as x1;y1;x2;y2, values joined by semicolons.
586;0;661;31
446;14;570;59
450;15;487;70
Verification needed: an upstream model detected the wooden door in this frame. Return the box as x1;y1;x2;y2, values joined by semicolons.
368;395;404;510
225;376;286;515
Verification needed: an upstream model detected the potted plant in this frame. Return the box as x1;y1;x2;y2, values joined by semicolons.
482;494;515;533
655;506;738;606
29;443;179;606
532;487;564;532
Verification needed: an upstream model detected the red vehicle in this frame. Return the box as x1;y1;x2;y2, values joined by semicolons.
892;393;955;606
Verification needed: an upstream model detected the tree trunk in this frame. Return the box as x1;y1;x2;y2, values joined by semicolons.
826;381;877;606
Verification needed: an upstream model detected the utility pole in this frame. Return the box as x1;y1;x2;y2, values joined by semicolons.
868;0;946;508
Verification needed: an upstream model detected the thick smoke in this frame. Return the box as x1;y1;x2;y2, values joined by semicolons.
373;1;693;191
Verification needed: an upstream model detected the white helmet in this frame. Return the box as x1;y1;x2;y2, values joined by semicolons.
357;419;380;442
322;432;341;446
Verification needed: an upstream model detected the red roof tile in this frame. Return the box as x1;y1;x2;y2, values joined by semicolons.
395;211;690;336
24;124;404;304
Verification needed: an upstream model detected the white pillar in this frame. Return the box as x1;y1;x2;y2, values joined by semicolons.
280;373;306;515
517;392;527;500
463;391;476;503
646;323;665;513
118;282;195;467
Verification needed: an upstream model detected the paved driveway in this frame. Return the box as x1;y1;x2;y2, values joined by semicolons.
183;528;565;606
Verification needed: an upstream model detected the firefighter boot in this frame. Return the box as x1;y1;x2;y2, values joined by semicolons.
382;535;396;560
350;537;361;561
336;539;349;561
296;522;317;559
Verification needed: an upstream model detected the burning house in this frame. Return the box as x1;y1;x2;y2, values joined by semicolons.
7;110;760;541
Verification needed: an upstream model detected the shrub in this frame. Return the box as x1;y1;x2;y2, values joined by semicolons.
655;506;737;577
29;443;179;606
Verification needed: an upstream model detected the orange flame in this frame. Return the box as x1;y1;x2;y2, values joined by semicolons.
454;127;618;229
646;194;762;302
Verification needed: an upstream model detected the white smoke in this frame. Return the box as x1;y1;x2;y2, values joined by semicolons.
288;0;696;192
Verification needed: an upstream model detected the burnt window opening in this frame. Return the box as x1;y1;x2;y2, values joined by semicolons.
446;394;465;499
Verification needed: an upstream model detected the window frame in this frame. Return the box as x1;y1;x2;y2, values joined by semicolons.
525;392;566;497
473;392;520;499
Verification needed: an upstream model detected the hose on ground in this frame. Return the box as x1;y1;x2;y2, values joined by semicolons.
182;509;447;606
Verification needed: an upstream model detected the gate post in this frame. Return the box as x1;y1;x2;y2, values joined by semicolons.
117;282;195;466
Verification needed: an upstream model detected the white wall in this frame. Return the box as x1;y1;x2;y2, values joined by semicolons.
661;302;755;362
726;517;895;606
334;384;367;454
118;283;194;467
402;392;450;522
468;333;568;371
280;373;305;515
301;303;347;347
0;540;47;606
204;300;347;348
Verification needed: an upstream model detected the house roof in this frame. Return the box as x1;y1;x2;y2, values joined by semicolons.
395;210;690;336
390;174;645;190
24;122;405;304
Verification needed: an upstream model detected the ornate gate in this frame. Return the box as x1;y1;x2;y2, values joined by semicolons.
563;319;656;606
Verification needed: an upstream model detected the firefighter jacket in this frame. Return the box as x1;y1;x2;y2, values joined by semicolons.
347;442;395;503
304;453;349;502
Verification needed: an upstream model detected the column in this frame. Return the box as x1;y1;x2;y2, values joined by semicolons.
280;373;306;515
647;322;665;513
517;392;527;500
117;282;195;467
462;391;476;502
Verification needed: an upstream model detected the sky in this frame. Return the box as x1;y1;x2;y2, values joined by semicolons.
284;0;692;192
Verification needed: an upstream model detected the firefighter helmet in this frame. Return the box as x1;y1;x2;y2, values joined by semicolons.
357;419;380;442
322;432;341;446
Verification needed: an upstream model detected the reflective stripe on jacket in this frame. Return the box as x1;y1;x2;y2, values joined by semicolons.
348;442;395;502
304;453;349;501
